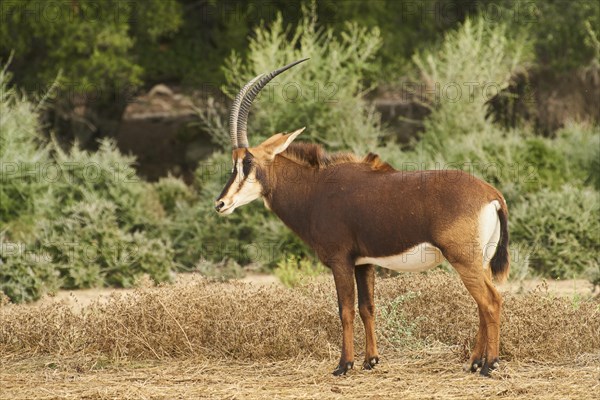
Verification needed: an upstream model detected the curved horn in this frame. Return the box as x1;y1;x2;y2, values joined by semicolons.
228;74;263;149
236;58;309;148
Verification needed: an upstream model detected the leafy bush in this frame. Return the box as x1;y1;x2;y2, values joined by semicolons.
39;197;173;289
0;67;52;232
219;4;383;152
527;0;600;70
195;258;245;282
49;138;166;232
511;186;600;278
378;291;423;348
0;234;60;303
0;61;178;301
553;123;600;190
153;175;194;215
274;254;327;288
0;0;183;101
413;17;531;146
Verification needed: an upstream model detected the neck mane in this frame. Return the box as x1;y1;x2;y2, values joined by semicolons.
278;142;396;172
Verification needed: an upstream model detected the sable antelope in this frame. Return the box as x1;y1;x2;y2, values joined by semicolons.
215;59;510;377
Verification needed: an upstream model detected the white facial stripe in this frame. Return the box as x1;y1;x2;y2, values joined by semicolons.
236;159;244;181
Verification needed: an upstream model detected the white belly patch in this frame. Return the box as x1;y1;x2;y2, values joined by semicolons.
355;243;445;272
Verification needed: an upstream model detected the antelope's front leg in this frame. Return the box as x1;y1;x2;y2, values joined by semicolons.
331;261;356;376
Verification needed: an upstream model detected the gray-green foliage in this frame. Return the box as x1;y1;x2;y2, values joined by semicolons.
413;17;531;145
153;175;194;215
0;66;52;231
275;254;327;288
511;186;600;279
378;292;424;348
0;233;60;303
0;67;174;302
39;196;174;289
48;138;166;232
220;4;383;152
3;9;600;302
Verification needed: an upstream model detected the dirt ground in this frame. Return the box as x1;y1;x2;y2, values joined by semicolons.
1;349;598;400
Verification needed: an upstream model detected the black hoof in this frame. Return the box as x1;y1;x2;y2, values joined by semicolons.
479;357;500;377
332;361;354;376
362;356;379;370
479;362;491;377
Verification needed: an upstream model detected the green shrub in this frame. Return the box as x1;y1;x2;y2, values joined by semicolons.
153;175;194;215
511;186;600;279
275;254;327;288
0;234;60;303
49;138;165;232
413;17;531;147
39;197;173;289
0;67;52;231
527;0;600;70
378;291;423;348
219;3;383;152
553;123;600;190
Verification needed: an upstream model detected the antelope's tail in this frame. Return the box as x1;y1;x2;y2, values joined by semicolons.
490;199;510;283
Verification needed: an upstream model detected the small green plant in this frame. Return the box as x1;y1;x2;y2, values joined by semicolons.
275;254;327;288
378;291;423;348
0;65;52;230
195;257;245;282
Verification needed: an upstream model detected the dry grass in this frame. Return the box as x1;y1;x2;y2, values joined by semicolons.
1;271;598;363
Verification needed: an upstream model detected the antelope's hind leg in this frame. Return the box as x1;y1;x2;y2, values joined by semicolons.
465;307;487;373
355;264;379;370
453;262;503;377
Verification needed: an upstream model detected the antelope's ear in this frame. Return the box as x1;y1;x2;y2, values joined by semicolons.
260;127;305;158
